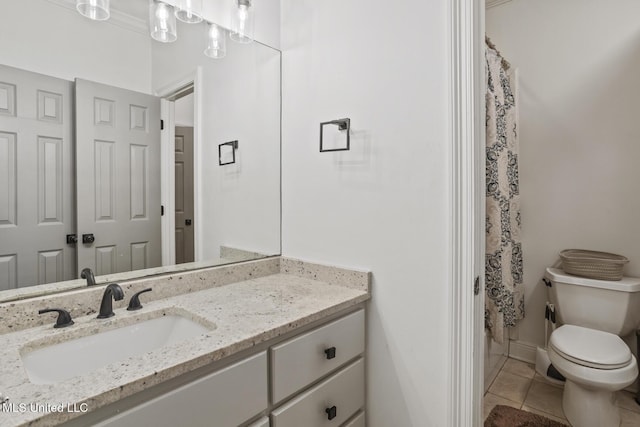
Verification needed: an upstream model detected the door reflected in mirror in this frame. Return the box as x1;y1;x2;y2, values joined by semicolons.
0;0;281;301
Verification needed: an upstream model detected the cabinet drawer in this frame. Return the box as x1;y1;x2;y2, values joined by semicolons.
247;416;270;427
271;358;364;427
96;352;268;427
271;309;364;402
342;411;365;427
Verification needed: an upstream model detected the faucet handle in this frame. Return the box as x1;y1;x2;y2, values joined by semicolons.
39;308;74;328
127;288;153;311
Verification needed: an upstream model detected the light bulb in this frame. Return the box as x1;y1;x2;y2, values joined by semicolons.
76;0;110;21
175;0;203;24
237;5;248;33
205;23;226;59
230;0;254;43
150;1;177;43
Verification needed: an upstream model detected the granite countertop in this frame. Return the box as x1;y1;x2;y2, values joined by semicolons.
0;260;370;427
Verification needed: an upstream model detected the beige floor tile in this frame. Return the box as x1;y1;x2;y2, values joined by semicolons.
521;405;570;425
488;370;532;404
483;392;521;421
616;390;640;414
620;407;640;427
502;358;536;379
533;372;565;389
523;379;566;419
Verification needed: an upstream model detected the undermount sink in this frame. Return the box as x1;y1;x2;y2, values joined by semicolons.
21;313;214;384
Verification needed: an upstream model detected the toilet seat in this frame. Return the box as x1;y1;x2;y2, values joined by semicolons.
550;325;631;370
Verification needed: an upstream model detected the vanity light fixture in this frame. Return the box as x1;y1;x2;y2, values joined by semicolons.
205;23;227;59
76;0;110;21
174;0;203;24
149;0;178;43
77;0;242;60
230;0;254;44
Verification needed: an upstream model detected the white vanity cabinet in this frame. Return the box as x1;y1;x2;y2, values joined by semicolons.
343;411;366;427
270;309;365;426
247;416;270;427
95;352;268;427
66;308;365;427
270;309;365;404
271;358;364;427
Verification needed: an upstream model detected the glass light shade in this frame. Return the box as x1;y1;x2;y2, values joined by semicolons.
175;0;203;24
204;23;227;59
76;0;110;21
149;1;177;43
229;0;254;43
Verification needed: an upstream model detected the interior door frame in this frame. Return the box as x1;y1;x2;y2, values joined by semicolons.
448;0;485;426
156;69;202;265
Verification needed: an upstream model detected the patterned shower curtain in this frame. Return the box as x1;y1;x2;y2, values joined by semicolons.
484;38;524;344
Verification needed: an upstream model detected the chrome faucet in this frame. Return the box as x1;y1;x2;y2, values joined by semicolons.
97;283;124;319
81;268;96;286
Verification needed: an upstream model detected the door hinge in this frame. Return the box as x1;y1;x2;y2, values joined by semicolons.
161;205;164;216
474;276;480;296
160;119;164;130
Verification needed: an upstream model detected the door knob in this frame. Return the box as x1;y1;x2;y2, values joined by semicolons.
82;234;95;244
185;219;192;226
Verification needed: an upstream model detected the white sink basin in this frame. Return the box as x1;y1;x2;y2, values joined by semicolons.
21;313;214;384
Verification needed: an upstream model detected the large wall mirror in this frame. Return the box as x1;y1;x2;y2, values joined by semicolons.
0;0;281;301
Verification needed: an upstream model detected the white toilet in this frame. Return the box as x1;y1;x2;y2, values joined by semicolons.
544;268;640;427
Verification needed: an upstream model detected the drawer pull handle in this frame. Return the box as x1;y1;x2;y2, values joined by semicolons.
325;405;337;420
324;346;336;360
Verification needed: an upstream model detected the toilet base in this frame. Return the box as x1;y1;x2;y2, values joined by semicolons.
563;380;620;427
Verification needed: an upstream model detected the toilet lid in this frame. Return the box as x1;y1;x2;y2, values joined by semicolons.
550;325;631;370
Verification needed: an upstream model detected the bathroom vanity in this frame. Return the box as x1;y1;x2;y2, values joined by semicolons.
0;257;370;427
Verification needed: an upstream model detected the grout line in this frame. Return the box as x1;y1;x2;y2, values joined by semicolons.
485;391;523;406
485;356;509;392
519;376;535;410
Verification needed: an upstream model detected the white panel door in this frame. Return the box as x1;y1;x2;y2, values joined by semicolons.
0;65;75;290
75;79;161;276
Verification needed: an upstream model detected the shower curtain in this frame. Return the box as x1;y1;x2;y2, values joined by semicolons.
485;38;524;344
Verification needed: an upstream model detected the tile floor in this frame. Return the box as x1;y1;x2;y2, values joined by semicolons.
484;357;640;426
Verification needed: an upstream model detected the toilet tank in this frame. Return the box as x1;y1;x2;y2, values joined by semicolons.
545;268;640;337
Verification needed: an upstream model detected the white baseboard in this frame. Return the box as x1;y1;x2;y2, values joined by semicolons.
508;340;537;365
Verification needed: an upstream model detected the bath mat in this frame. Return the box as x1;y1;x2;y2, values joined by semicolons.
484;405;569;427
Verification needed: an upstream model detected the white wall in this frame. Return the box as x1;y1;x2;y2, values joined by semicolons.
487;0;640;350
152;23;281;259
0;0;152;93
175;93;194;127
281;1;450;425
